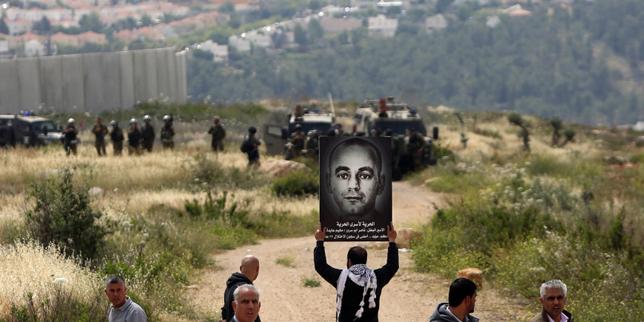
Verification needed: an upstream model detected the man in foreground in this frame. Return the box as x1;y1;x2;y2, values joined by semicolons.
221;255;261;322
530;279;574;322
314;225;398;322
105;276;147;322
230;284;261;322
429;277;479;322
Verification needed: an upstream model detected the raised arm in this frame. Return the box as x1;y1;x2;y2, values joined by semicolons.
375;224;399;286
313;227;342;287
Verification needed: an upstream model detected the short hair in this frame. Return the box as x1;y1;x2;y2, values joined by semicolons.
105;275;125;288
448;278;477;307
233;284;260;302
540;280;567;298
347;246;368;265
328;138;382;173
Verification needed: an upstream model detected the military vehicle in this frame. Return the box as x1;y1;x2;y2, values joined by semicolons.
264;105;335;158
356;97;434;180
0;114;63;147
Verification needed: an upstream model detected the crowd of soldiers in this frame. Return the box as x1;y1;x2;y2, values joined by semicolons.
60;114;177;156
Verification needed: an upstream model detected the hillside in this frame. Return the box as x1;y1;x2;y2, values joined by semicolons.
188;0;644;125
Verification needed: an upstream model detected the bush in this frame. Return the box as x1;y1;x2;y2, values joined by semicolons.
10;287;105;322
189;154;264;190
271;170;319;197
24;168;107;262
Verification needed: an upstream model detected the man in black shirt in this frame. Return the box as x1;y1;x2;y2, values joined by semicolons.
314;225;398;322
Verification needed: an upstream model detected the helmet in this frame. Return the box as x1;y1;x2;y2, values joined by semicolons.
67;118;75;124
248;126;257;134
129;118;137;124
110;120;117;126
143;114;151;121
163;115;171;121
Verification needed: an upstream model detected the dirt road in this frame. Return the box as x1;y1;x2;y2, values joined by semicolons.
186;182;532;321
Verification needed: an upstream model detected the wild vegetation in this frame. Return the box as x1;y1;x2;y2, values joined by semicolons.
0;108;319;320
413;112;644;321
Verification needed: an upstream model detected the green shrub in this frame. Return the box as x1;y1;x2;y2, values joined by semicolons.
275;256;295;267
189;154;264;190
212;225;256;250
10;288;105;322
302;278;321;288
24;168;107;262
185;190;250;226
271;170;319;197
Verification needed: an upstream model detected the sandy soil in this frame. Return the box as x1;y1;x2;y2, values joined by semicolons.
185;181;533;321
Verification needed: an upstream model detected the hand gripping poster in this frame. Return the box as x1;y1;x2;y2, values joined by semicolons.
319;136;392;241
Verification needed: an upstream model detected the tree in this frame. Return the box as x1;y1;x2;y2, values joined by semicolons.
140;14;153;27
0;18;9;34
218;2;235;14
550;118;562;146
32;16;52;35
508;113;530;152
308;19;324;42
294;24;308;50
79;13;104;33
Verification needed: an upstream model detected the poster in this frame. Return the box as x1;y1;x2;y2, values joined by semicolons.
319;136;392;241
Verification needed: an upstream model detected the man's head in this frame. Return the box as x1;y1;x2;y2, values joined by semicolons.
539;280;567;319
327;138;384;219
240;255;260;282
104;276;127;308
346;246;368;268
448;277;477;314
232;284;261;322
96;117;102;124
214;116;220;124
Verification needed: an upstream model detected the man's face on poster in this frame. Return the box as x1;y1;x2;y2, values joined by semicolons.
328;141;382;218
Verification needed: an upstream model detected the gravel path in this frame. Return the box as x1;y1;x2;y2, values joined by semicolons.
186;182;532;321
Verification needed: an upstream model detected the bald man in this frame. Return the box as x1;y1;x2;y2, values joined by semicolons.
221;255;261;322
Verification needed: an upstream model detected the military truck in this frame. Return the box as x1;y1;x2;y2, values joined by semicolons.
356;98;434;180
264;106;335;158
0;114;63;147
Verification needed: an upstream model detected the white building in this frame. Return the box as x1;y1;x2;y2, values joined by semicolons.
199;40;228;62
24;39;47;57
368;14;398;38
425;14;448;33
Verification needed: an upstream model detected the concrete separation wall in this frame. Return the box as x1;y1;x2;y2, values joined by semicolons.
0;48;187;114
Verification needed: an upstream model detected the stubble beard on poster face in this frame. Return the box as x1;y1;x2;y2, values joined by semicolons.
334;190;377;219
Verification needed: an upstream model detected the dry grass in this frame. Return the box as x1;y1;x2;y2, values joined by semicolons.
0;241;101;316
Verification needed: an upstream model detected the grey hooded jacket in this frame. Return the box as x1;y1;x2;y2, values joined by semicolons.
428;303;479;322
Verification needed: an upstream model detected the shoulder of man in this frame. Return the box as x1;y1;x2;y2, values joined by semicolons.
528;311;546;322
128;300;148;321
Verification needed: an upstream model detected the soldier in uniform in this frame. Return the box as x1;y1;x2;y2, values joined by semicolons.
141;115;155;153
62;118;79;156
289;124;306;158
208;116;226;152
92;117;108;156
304;130;320;160
127;118;142;155
407;128;425;171
110;120;124;156
240;127;261;167
160;115;175;149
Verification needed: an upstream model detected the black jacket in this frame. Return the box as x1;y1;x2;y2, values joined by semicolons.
314;241;399;322
428;303;479;322
221;272;260;322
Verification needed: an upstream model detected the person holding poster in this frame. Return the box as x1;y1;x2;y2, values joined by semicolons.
314;225;398;322
320;137;392;241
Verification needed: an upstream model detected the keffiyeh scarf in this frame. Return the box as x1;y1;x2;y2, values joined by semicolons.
336;264;378;321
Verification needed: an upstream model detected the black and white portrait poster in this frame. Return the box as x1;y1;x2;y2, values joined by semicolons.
319;136;392;241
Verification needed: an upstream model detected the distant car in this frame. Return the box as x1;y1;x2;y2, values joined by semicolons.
0;114;63;147
263;106;335;156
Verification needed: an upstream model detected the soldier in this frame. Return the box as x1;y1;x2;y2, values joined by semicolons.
160;115;175;149
127;118;142;155
304;130;320;159
289;124;306;158
91;117;108;156
208;116;226;152
62;118;79;156
141;115;155;153
110;120;124;156
407;128;425;171
240;127;261;167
